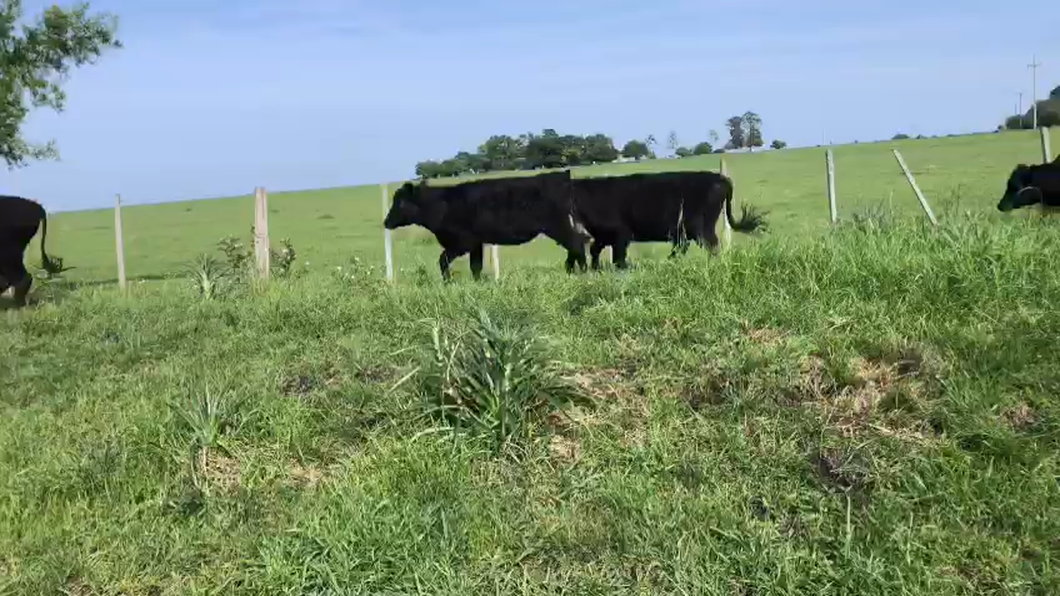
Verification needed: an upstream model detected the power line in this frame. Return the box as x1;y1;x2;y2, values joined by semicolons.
1028;55;1041;129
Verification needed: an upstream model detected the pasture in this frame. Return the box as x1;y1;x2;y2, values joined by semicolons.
32;129;1053;284
2;130;1060;594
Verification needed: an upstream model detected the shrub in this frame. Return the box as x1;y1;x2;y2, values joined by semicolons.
216;234;298;278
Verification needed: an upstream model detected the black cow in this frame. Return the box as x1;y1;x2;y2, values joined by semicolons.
0;195;57;307
382;171;590;280
997;157;1060;212
570;171;766;269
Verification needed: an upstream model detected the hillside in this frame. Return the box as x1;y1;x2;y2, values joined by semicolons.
3;211;1059;593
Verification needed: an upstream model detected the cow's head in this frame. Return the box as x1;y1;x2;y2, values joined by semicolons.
997;164;1043;212
384;181;444;230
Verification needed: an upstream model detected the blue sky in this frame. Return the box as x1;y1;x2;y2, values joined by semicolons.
4;0;1058;212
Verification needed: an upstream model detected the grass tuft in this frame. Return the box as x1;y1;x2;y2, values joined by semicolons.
413;309;588;452
186;253;226;299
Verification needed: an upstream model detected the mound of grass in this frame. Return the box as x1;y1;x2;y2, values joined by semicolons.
1;212;1059;594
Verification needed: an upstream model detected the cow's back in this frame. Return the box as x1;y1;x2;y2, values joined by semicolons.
0;195;45;247
436;172;573;243
573;173;692;240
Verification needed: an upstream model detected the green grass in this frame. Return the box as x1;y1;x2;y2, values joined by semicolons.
2;130;1059;594
3;205;1060;594
30;128;1056;285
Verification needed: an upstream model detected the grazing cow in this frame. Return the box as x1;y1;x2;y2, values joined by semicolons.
0;195;57;307
570;171;766;269
996;158;1060;213
382;171;590;280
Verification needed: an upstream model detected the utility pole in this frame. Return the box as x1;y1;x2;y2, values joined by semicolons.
1017;91;1023;118
1028;55;1041;129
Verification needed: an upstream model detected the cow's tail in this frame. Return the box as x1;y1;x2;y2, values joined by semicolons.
38;205;61;275
722;174;768;234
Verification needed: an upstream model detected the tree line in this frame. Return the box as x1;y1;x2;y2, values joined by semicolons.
415;112;787;179
1003;85;1060;130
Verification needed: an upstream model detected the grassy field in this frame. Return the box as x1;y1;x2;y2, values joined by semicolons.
2;130;1059;594
31;128;1055;284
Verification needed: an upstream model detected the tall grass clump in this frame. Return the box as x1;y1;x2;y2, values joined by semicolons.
411;309;587;452
186;253;227;299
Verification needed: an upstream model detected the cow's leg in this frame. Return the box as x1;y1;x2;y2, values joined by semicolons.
469;244;485;281
684;215;708;250
4;261;32;307
438;249;456;282
705;231;720;256
589;241;605;270
613;240;631;270
563;244;587;274
546;225;588;275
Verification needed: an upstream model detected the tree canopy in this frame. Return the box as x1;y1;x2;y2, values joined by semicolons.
415;129;627;178
1;0;123;169
412;113;773;178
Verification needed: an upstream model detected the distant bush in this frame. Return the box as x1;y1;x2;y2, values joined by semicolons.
692;142;713;155
892;133;910;140
770;139;787;150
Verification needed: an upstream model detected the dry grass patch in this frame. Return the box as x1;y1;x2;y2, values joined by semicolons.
1002;401;1039;432
197;450;242;494
741;322;789;348
286;460;325;490
798;349;940;439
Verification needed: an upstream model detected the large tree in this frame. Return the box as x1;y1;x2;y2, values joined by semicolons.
725;116;745;150
1;0;122;169
582;133;619;164
477;134;525;171
743;111;764;151
524;128;565;169
621;139;650;160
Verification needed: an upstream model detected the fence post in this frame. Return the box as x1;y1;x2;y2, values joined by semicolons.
381;183;394;282
892;149;938;226
826;149;838;224
719;158;732;248
114;193;126;291
1042;127;1053;163
253;187;271;279
490;244;500;280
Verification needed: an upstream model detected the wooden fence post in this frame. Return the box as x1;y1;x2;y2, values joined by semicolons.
892;149;938;226
253;187;271;279
114;193;126;291
490;244;500;280
381;183;394;282
826;149;838;224
1042;127;1053;163
719;158;732;248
